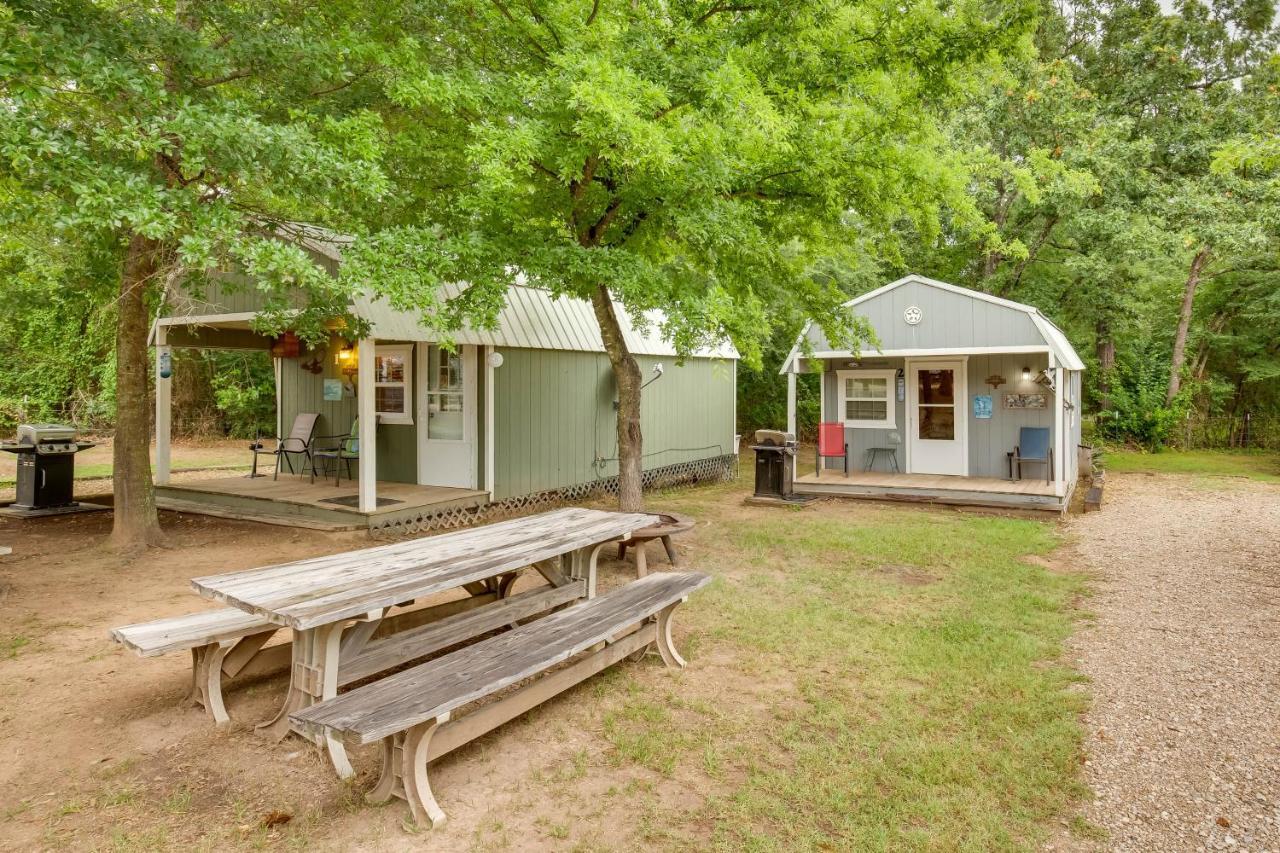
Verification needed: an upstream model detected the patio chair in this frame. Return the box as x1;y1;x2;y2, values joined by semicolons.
310;417;360;486
815;421;848;477
1009;426;1053;483
250;413;319;481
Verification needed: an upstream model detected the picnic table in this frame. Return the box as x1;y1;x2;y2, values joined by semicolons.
190;506;655;777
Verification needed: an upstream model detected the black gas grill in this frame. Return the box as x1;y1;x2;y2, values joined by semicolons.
1;424;96;512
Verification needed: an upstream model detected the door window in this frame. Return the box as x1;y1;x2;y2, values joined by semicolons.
917;369;955;440
426;346;464;440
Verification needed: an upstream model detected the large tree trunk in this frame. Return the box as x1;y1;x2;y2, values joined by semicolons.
1166;247;1211;405
1095;316;1115;410
111;233;165;549
589;285;644;512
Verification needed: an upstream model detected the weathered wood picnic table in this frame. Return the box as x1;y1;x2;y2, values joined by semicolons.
190;506;656;777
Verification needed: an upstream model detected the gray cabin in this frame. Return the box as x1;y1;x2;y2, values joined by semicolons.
781;274;1085;513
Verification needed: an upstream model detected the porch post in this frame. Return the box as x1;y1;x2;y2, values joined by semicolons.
155;326;171;486
358;337;377;512
484;345;496;497
1051;355;1066;497
786;369;797;437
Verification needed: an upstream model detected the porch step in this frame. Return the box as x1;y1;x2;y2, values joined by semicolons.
794;479;1069;516
156;495;365;532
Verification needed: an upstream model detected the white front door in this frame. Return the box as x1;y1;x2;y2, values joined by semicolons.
417;344;477;489
907;359;967;476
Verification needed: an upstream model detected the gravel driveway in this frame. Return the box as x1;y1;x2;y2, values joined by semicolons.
1054;473;1280;852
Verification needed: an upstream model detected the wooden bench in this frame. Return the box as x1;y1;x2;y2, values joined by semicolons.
291;571;711;829
110;609;288;726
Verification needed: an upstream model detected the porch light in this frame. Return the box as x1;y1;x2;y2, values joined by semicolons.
1021;365;1031;381
337;341;358;377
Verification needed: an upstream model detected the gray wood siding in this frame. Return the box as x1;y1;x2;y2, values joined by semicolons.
821;353;1057;478
492;349;736;500
821;359;907;472
965;354;1052;478
806;280;1045;352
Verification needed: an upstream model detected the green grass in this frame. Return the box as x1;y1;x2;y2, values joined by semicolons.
593;478;1089;851
1104;449;1280;483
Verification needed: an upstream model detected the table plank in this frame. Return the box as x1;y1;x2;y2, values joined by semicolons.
191;508;656;630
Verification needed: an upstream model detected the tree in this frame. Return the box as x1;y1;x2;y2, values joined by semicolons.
347;0;1035;510
0;0;391;546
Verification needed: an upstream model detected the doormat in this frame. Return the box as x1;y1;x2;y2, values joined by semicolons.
318;495;404;509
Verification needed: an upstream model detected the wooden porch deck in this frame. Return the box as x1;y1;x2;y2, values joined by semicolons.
156;473;489;531
793;470;1067;514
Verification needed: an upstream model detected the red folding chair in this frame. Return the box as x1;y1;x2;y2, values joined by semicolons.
816;421;848;477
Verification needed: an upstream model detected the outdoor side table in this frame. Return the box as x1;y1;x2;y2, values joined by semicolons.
864;447;900;472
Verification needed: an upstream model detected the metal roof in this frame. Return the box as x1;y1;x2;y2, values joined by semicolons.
352;286;738;359
780;274;1085;373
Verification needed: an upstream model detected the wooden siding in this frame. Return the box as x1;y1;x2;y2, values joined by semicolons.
822;353;1057;479
806;279;1045;352
491;349;736;501
277;338;419;485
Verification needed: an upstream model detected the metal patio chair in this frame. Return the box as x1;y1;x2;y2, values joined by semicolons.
310;417;360;486
250;413;319;480
815;421;849;477
1008;426;1052;483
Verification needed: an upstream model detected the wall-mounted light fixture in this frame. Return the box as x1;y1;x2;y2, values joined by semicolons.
486;350;505;369
1021;365;1032;382
336;341;358;378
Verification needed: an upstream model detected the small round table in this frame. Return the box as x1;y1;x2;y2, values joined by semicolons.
617;512;696;578
864;447;900;472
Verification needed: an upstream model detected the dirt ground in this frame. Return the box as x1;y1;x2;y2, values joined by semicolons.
0;483;768;852
1052;472;1280;852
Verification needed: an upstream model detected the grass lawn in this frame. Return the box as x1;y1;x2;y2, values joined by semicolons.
1103;448;1280;483
581;476;1090;850
0;438;251;487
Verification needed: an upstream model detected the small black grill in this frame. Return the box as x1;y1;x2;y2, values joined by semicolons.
2;423;96;512
751;429;797;499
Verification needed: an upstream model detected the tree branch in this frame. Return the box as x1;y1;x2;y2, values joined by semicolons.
190;68;255;89
694;4;757;24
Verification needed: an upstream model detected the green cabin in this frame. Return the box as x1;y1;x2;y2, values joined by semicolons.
151;235;738;534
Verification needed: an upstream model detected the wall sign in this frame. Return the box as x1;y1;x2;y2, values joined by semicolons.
903;305;923;325
323;378;343;402
1004;393;1047;410
973;395;993;419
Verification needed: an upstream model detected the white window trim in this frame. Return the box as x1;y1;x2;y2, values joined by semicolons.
373;344;413;425
837;369;897;429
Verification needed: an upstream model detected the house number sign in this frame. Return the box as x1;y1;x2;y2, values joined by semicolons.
903;305;923;325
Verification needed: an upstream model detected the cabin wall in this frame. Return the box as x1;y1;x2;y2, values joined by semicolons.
491;349;737;501
820;353;1056;478
276;337;419;484
805;279;1045;352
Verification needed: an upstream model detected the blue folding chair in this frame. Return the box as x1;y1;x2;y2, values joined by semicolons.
1009;426;1053;483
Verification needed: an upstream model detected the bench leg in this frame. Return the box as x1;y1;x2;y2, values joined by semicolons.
369;714;450;830
654;601;688;669
634;544;648;579
188;640;236;726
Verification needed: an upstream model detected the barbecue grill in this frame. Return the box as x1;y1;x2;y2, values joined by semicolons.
1;423;98;515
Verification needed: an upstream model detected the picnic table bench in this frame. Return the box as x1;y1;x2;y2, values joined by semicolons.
291;571;710;828
189;507;657;777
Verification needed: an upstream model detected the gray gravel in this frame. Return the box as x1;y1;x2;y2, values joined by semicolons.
1051;472;1280;852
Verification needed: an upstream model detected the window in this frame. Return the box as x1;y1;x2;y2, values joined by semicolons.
426;345;464;440
837;369;896;429
373;345;413;425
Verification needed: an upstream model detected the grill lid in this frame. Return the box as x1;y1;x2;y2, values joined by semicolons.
17;423;77;444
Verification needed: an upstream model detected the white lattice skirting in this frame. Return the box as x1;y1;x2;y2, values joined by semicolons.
369;454;737;539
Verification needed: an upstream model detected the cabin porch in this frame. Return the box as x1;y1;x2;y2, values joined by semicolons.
155;473;488;531
792;468;1068;514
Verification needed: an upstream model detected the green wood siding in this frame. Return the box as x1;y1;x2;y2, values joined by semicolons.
492;349;736;500
277;338;419;485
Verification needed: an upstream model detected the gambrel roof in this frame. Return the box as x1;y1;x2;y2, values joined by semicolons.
780;274;1084;373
